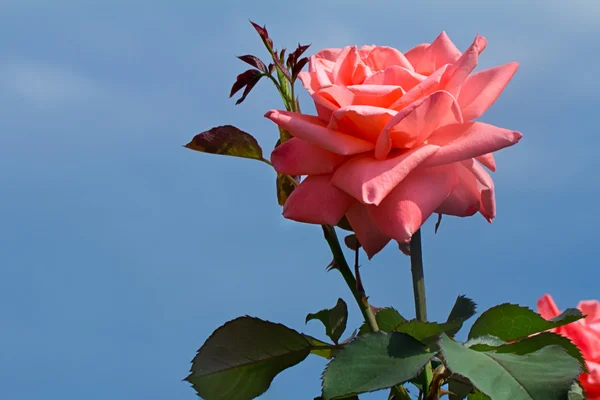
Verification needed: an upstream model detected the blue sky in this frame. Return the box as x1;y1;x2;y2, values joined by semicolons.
1;1;599;399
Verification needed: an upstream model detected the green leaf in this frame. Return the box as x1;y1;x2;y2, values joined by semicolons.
306;298;348;345
467;389;491;400
468;303;584;341
568;381;586;400
322;332;435;399
358;307;407;335
185;125;268;163
466;332;586;372
186;317;311;400
394;319;463;344
446;295;477;337
303;334;337;359
439;333;582;400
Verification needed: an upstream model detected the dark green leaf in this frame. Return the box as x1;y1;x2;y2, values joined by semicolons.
303;334;337;359
186;317;311;400
468;303;583;341
185;125;267;163
322;332;435;399
358;307;407;335
439;333;582;400
306;298;348;345
448;376;475;400
446;295;477;337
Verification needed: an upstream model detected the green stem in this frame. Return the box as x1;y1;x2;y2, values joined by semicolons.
322;225;379;333
409;229;433;395
410;229;427;321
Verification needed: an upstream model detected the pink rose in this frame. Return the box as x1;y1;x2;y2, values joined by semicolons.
266;32;522;258
538;294;600;399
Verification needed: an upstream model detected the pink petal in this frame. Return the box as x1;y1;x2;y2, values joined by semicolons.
376;90;462;159
298;72;349;121
579;301;600;323
311;48;342;63
462;158;496;222
537;294;561;320
459;62;519;121
422;122;522;168
271;138;347;175
389;64;451;112
435;163;481;217
308;56;336;86
444;35;487;96
312;85;356;120
265;110;374;155
332;46;370;86
346;202;391;259
347;84;406;108
476;153;496;172
282;175;354;225
414;31;462;75
332;144;440;205
404;43;429;69
363;46;414;72
363;65;426;90
329;106;397;143
368;165;458;244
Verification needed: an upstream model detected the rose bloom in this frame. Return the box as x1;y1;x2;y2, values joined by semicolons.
538;294;600;398
266;32;522;257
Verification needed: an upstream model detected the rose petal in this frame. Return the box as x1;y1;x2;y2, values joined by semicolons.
458;62;519;121
579;301;600;324
376;90;462;159
332;46;370;86
271;138;347;175
404;43;429;70
476;153;496;172
308;56;336;86
368;165;458;244
414;31;462;75
329;106;397;143
537;294;561;320
265;110;374;155
346;202;391;259
364;46;414;72
363;65;426;90
347;84;406;108
282;175;354;225
462;158;496;221
444;35;488;96
332;144;440;205
311;48;342;63
389;64;451;111
422;122;522;168
435;163;481;217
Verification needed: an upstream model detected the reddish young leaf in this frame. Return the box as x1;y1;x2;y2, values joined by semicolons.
289;43;311;65
237;55;267;73
250;20;273;49
292;57;309;80
235;73;262;105
229;69;262;104
184;125;267;163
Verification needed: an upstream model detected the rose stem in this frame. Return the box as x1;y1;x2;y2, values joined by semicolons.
410;229;434;395
321;225;379;333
